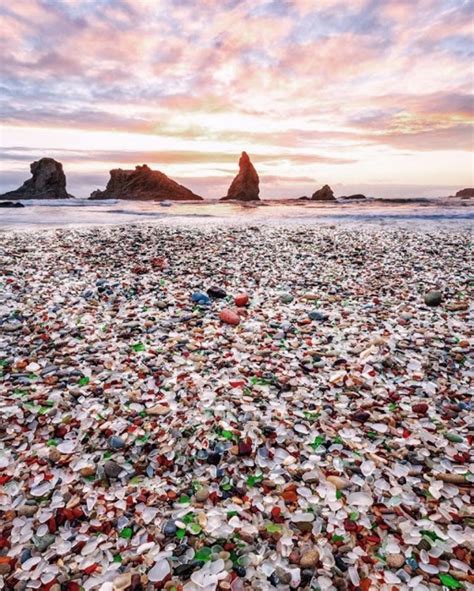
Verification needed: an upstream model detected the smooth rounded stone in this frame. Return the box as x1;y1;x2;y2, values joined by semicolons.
424;290;442;306
104;460;122;478
80;465;96;477
18;504;38;517
300;548;320;568
195;486;210;502
386;554;405;568
234;293;249;307
308;310;329;321
163;520;177;536
280;293;294;303
207;286;227;299
156;300;168;309
326;475;351;490
219;309;240;326
108;435;126;450
191;291;211;305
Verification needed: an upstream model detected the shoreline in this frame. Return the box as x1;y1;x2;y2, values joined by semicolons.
1;224;472;589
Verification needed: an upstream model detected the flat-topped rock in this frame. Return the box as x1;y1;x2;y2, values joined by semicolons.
0;158;73;200
455;188;474;198
90;164;202;201
220;152;260;202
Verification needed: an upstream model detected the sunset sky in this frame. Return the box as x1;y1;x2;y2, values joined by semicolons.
1;0;473;198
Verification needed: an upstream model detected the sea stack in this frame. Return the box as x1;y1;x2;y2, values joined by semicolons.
311;185;335;201
220;152;260;202
454;188;474;198
0;158;74;200
90;164;202;201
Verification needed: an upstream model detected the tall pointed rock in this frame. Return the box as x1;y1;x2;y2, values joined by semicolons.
220;152;260;202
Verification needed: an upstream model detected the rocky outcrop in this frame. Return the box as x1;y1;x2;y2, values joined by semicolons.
0;158;73;200
340;194;367;200
220;152;260;202
0;201;25;208
455;188;474;198
311;185;335;201
90;165;202;201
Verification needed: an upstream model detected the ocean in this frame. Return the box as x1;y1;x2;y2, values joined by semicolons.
0;198;473;231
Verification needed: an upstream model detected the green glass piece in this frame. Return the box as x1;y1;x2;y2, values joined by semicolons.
445;433;463;443
78;377;90;386
132;342;145;352
265;523;282;533
189;523;202;535
195;547;212;561
119;527;133;539
310;435;325;450
176;528;186;539
183;513;195;524
439;574;464;589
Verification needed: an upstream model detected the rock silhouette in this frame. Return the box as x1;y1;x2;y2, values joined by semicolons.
311;184;335;201
340;194;367;200
0;158;73;200
455;188;474;198
90;165;202;201
220;152;260;202
0;201;25;208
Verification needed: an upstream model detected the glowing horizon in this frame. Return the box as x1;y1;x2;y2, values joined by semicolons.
1;0;473;198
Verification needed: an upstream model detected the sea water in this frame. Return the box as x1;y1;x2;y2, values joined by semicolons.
0;198;473;231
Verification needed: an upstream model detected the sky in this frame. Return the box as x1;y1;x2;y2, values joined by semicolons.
0;0;473;199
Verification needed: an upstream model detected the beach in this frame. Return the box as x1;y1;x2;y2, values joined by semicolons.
0;222;472;590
